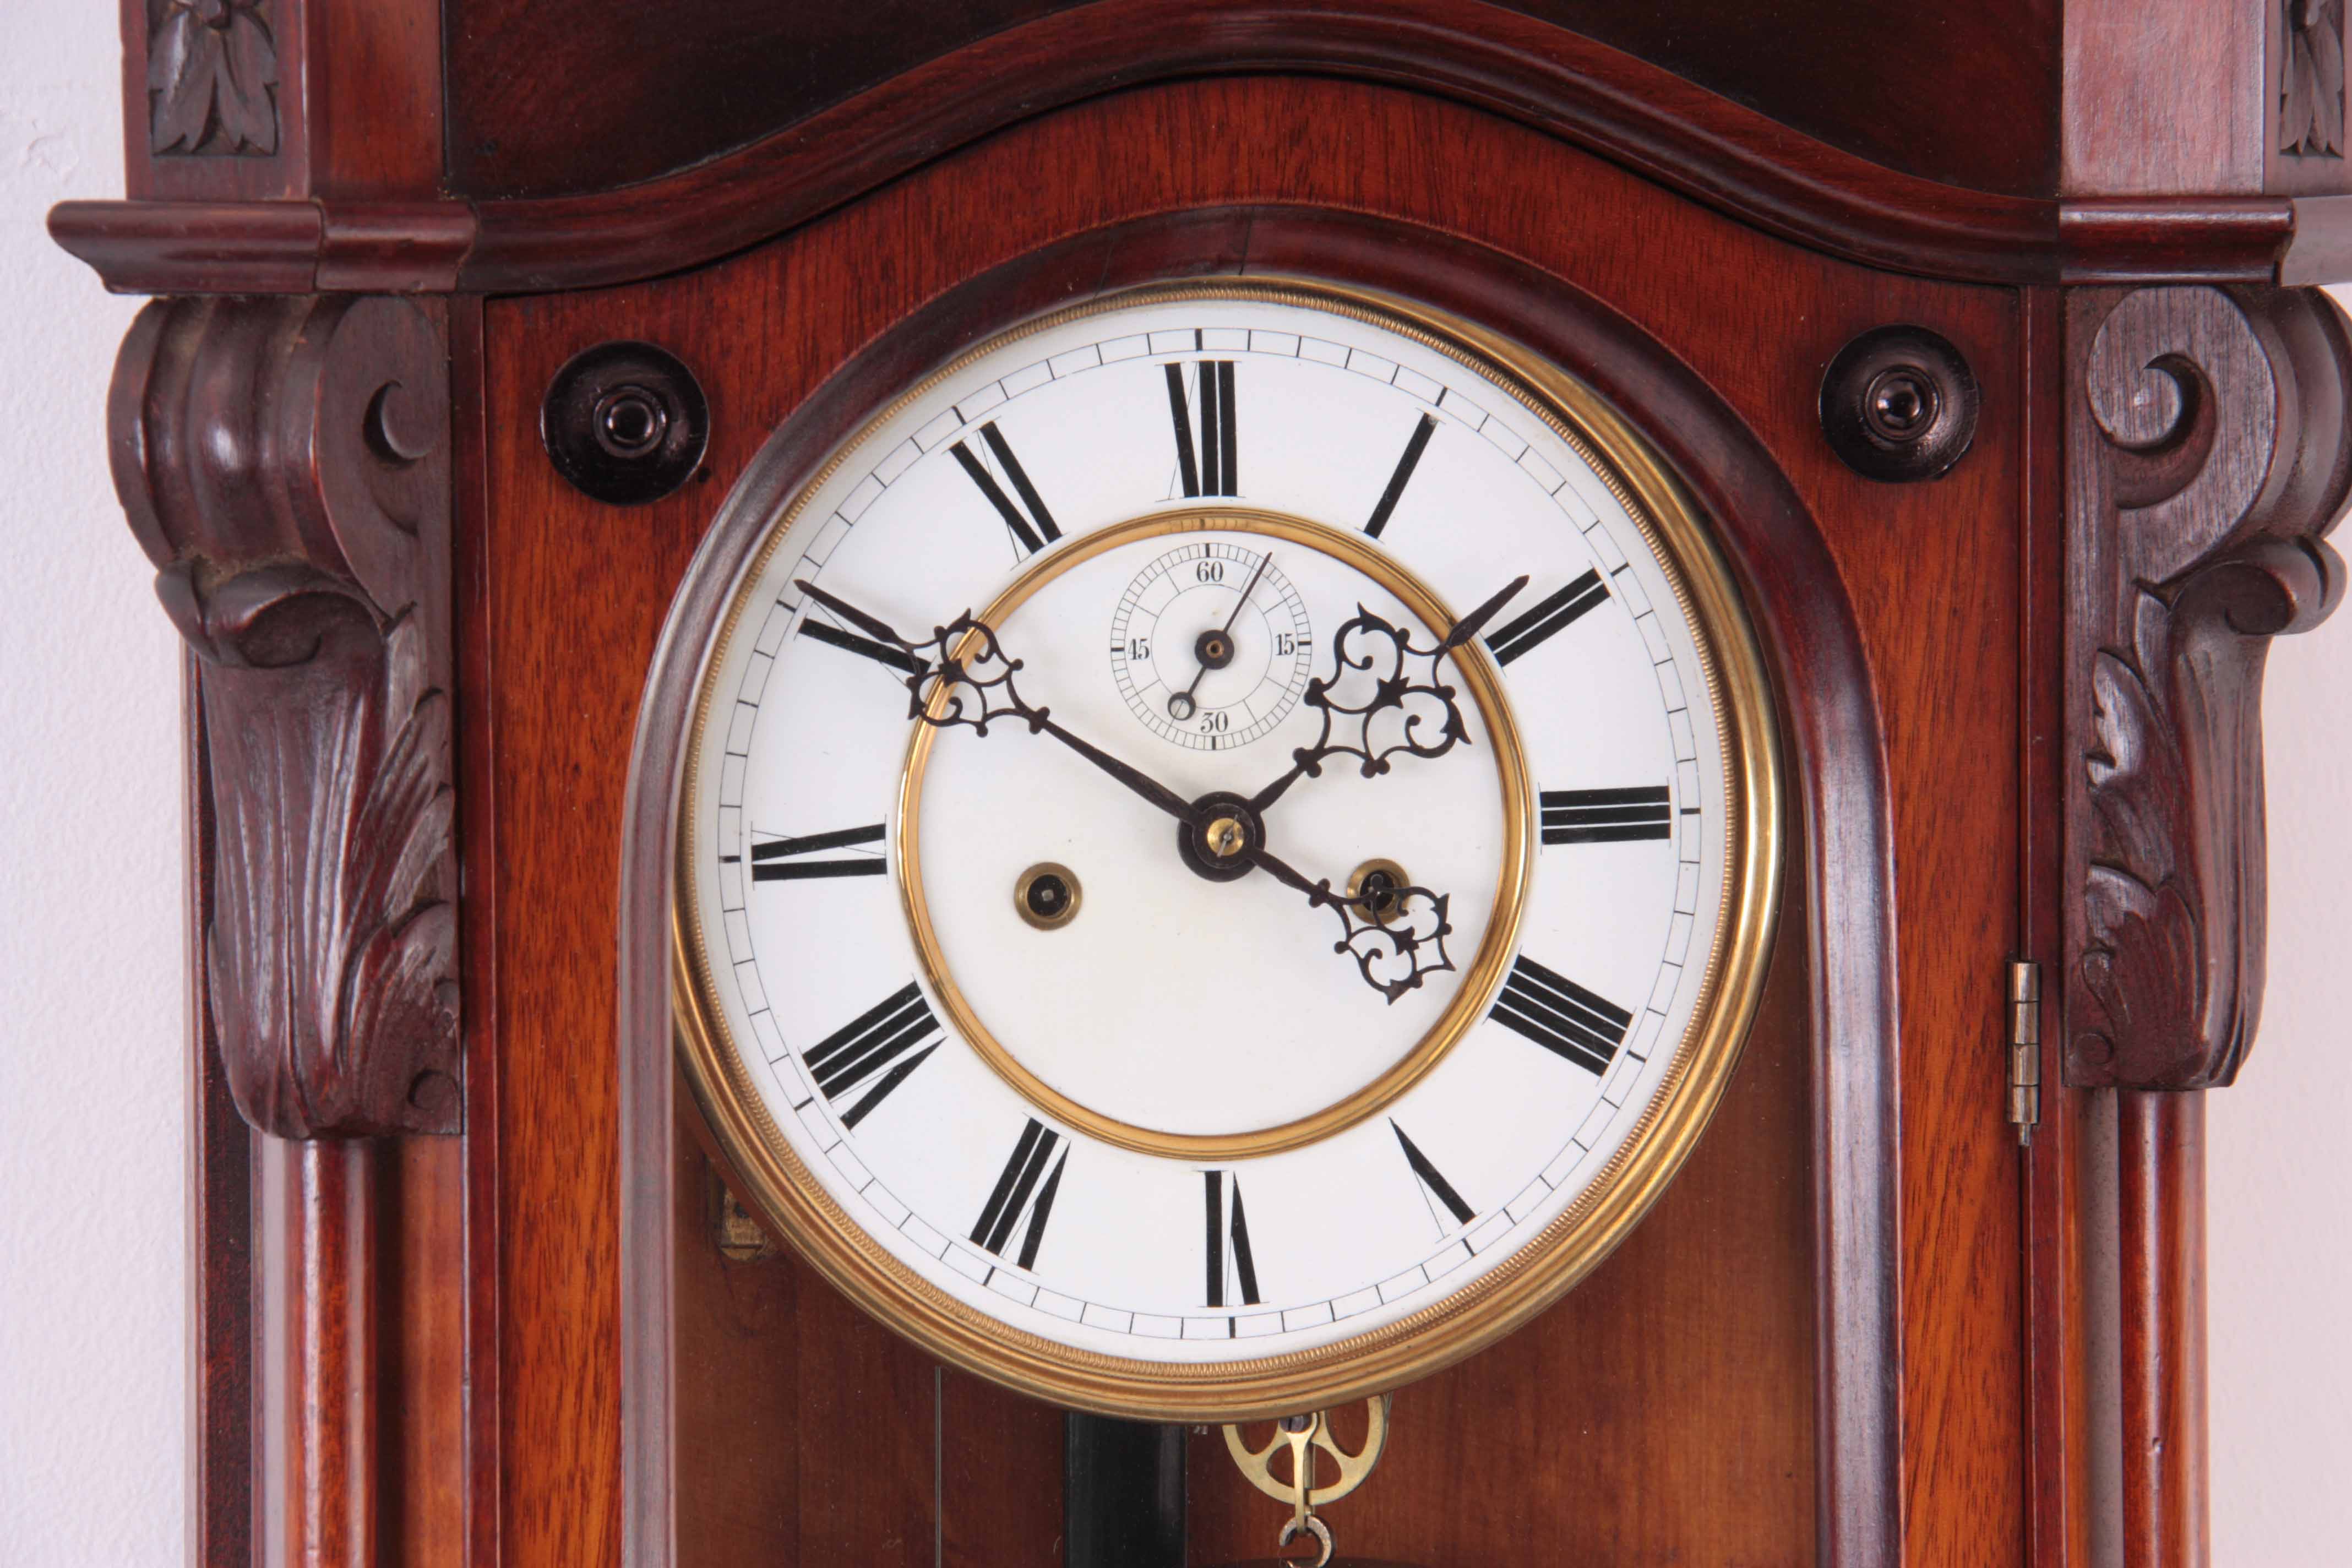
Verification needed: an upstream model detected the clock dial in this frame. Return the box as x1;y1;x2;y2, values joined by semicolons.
679;282;1779;1415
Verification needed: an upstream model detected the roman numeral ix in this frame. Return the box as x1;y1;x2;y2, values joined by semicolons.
1391;1120;1476;1232
802;981;943;1128
1204;1170;1263;1310
971;1118;1067;1269
1490;955;1632;1076
1165;360;1238;498
1484;568;1609;665
1540;787;1672;846
950;421;1061;556
750;823;887;880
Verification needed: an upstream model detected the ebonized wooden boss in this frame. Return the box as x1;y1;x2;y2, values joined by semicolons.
53;2;2352;1565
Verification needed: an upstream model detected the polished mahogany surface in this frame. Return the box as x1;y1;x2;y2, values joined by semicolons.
443;0;2060;201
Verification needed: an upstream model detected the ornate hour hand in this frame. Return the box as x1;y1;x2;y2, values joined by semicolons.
1247;575;1528;814
796;580;1196;824
1239;841;1457;1005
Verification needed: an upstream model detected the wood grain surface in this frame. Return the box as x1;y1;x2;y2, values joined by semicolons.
475;77;2028;1566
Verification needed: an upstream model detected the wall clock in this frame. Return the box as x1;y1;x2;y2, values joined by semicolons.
672;281;1778;1420
49;2;2352;1565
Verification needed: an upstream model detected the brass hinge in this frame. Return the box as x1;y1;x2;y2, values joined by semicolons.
2006;960;2042;1145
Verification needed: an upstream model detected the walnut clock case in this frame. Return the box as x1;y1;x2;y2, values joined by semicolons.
52;3;2352;1567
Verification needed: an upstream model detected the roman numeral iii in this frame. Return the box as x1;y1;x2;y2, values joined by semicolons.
950;421;1061;556
750;823;887;880
803;981;942;1128
1540;787;1672;846
1490;955;1632;1075
1484;568;1609;665
1164;360;1238;497
971;1118;1068;1269
1204;1170;1263;1309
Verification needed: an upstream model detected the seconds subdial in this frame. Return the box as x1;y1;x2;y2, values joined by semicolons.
1109;541;1313;749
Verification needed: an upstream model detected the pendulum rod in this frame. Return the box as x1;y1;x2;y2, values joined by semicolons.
1064;1413;1185;1568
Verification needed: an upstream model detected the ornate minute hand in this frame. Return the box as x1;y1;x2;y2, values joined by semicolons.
796;580;1196;823
1246;575;1529;814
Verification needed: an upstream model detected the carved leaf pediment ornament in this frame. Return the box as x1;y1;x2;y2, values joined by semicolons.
111;296;460;1139
2283;0;2348;157
149;0;279;157
2068;286;2351;1091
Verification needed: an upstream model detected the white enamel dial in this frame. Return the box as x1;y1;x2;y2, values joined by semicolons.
682;285;1768;1401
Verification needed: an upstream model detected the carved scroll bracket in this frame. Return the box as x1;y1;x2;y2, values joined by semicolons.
110;295;459;1137
2066;285;2352;1090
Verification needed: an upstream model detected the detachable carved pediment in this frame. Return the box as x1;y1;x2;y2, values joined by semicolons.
2066;286;2352;1090
110;295;460;1137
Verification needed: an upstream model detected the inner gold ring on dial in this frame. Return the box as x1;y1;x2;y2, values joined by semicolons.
895;507;1534;1161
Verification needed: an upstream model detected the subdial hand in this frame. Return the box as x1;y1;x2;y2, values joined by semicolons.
796;580;1196;825
1246;574;1528;815
1167;549;1274;722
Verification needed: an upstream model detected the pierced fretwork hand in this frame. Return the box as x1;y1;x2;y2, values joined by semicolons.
1245;576;1528;815
797;580;1196;824
1239;842;1457;1005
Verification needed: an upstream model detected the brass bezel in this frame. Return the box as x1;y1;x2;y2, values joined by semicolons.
673;278;1784;1422
896;507;1534;1161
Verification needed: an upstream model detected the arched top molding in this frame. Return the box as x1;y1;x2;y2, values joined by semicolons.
52;0;2306;297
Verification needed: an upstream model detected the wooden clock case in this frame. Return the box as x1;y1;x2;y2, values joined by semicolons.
53;2;2352;1564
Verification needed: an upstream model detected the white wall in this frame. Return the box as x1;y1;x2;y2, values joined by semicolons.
2;13;2345;1566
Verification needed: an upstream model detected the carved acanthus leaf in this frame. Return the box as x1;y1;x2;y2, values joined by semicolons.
111;296;459;1138
2284;0;2348;157
2066;286;2352;1091
149;0;279;157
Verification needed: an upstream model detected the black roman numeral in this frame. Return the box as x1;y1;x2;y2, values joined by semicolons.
1490;955;1632;1075
950;421;1061;556
1203;1170;1263;1310
1540;787;1672;846
1484;568;1609;665
800;615;926;676
1390;1120;1476;1230
803;981;942;1128
971;1118;1067;1268
1364;413;1438;540
750;823;887;880
1164;360;1238;497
